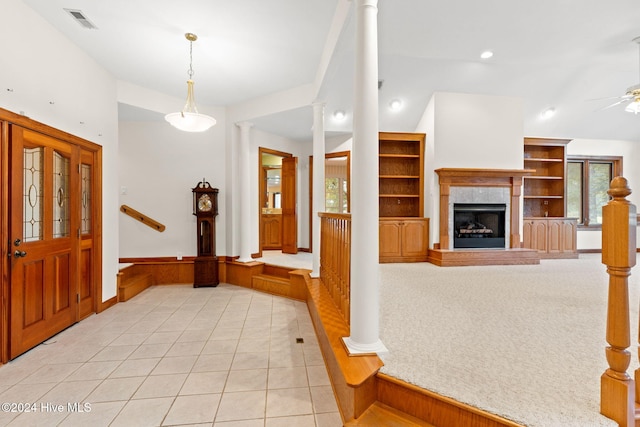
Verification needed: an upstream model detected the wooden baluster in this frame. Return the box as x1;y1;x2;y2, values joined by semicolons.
601;176;637;427
318;214;352;324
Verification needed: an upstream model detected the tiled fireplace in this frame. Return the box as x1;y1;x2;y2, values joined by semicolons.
430;168;539;266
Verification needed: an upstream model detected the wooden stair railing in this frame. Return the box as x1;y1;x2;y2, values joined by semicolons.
601;176;637;427
319;212;351;324
120;204;166;232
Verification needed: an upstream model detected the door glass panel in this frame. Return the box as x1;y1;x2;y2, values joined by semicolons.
23;147;43;242
53;151;70;238
81;163;92;234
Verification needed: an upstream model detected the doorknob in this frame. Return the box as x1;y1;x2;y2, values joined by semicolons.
14;250;27;258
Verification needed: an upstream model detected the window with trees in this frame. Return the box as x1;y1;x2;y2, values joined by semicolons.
566;156;622;227
325;177;348;213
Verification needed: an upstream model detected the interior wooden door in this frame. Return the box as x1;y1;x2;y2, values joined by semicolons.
281;156;298;254
9;126;80;359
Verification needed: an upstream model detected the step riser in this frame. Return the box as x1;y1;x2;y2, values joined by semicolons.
118;274;153;302
252;276;290;295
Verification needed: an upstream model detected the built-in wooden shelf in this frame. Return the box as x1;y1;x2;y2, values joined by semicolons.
523;138;571;218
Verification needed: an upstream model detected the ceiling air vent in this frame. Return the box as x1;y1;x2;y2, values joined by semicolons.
64;9;98;29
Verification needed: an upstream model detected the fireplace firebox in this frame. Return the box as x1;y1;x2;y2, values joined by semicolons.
453;203;506;249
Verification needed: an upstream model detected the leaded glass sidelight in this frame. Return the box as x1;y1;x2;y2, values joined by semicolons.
53;151;70;238
24;147;43;242
81;163;91;234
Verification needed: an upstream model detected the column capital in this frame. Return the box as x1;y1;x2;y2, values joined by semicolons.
356;0;378;8
312;100;326;108
235;121;254;129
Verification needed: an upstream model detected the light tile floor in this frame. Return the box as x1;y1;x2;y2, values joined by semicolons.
0;284;342;426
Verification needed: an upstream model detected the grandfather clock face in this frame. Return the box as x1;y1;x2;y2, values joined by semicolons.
197;194;213;213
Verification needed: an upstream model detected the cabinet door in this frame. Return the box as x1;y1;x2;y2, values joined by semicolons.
262;215;282;249
379;221;402;259
401;219;428;258
547;220;562;254
560;219;577;253
523;220;548;253
522;220;533;249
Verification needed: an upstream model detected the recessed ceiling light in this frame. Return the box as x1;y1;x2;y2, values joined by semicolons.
389;99;402;111
540;107;556;119
333;110;346;121
480;51;493;59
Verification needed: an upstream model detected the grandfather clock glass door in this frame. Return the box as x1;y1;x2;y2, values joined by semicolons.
198;219;213;256
9;126;80;359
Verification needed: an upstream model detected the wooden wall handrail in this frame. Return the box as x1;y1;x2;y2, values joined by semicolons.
600;176;637;427
120;205;166;232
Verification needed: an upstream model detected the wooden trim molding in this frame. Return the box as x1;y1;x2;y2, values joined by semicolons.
435;168;534;250
376;373;523;427
99;296;117;313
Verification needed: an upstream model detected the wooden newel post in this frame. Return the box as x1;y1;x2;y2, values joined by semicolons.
601;176;637;427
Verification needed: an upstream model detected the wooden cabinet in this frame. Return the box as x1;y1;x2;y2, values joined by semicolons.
522;218;578;258
261;214;282;249
379;132;425;218
379;218;429;263
378;132;429;262
523;138;571;218
523;138;577;258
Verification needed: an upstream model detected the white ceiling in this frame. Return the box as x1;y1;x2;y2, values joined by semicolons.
23;0;640;142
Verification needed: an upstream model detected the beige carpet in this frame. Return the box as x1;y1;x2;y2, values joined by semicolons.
378;254;640;427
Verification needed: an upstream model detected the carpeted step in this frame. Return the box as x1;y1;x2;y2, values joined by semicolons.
346;402;435;426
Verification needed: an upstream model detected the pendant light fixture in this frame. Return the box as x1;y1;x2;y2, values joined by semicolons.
165;33;216;132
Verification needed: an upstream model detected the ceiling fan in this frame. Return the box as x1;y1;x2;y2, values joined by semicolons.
600;36;640;114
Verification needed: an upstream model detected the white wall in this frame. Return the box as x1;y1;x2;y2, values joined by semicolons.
567;138;640;250
429;92;524;171
0;1;119;302
118;120;227;258
416;96;436;244
416;92;525;247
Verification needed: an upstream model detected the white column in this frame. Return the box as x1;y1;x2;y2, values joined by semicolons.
343;0;387;355
311;102;326;278
237;121;253;263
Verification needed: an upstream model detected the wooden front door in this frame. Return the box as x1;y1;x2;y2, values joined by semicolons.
9;126;80;359
281;156;298;254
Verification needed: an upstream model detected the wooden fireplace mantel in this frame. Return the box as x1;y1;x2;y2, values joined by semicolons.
435;168;534;250
435;168;535;184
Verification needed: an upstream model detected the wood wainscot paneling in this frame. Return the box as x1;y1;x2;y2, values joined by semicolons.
118;257;195;285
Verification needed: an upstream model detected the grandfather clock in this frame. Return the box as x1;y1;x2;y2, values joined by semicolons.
192;179;219;287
